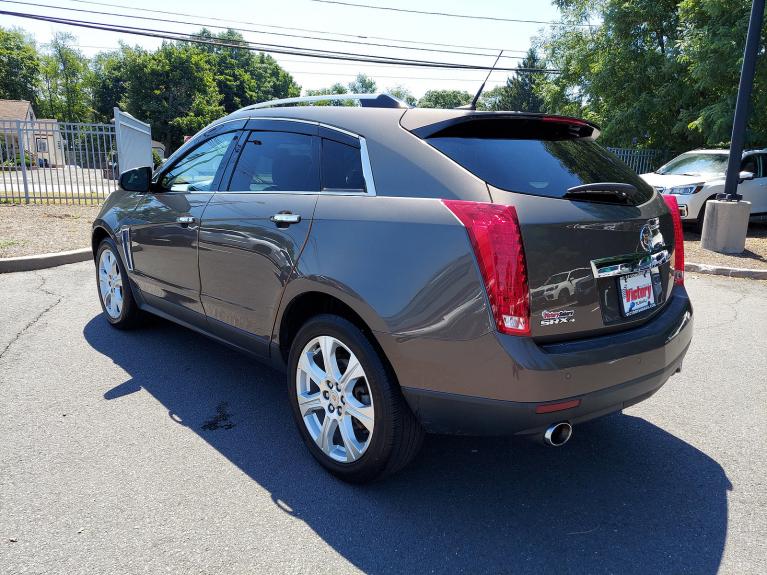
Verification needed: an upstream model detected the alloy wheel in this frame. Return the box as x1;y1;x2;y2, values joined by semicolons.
295;335;375;463
98;248;124;319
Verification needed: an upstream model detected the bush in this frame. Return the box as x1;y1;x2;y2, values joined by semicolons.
152;149;163;169
1;155;33;168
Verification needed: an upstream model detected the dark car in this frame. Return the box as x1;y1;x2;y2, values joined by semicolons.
92;94;693;482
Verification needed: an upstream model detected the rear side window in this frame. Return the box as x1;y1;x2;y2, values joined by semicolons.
426;122;653;204
228;131;319;192
322;138;365;192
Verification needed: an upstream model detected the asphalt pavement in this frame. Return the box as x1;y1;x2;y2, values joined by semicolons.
1;262;765;574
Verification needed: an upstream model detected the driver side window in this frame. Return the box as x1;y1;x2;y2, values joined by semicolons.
160;132;237;192
740;156;759;178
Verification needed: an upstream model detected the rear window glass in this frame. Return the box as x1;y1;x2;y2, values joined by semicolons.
322;139;365;191
229;131;319;192
427;136;654;204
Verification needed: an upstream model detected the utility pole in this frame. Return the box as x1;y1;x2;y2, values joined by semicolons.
702;0;765;253
721;0;765;201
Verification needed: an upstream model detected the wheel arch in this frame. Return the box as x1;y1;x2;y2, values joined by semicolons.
274;288;395;381
91;222;113;260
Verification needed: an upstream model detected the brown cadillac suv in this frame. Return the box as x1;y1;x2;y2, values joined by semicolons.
92;94;693;482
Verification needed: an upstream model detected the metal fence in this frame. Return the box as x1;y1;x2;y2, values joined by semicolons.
0;119;118;205
607;147;670;174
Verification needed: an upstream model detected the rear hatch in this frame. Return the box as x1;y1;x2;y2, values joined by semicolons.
404;112;677;341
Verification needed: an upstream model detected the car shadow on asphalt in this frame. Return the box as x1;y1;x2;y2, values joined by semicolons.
84;315;731;575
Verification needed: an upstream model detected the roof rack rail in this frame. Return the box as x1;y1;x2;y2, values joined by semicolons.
247;93;410;110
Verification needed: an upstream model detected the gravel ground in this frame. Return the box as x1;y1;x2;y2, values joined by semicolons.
684;223;767;270
0;204;99;258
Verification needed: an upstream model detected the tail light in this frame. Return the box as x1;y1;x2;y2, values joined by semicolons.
442;200;530;335
662;195;685;286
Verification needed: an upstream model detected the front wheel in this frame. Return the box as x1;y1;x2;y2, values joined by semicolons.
96;238;143;329
287;314;424;483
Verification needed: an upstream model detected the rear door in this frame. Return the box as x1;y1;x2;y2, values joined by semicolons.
414;115;676;340
198;120;319;356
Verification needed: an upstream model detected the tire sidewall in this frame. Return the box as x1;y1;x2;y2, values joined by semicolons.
287;315;396;480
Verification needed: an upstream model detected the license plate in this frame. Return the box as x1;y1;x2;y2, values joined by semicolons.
619;269;657;316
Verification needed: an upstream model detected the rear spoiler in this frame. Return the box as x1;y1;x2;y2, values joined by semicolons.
400;110;601;140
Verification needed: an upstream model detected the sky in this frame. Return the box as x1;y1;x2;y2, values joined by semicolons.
2;0;565;99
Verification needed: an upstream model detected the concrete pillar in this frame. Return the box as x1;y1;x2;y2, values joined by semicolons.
700;200;751;254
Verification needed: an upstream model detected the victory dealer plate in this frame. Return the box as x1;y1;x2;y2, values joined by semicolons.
619;269;657;316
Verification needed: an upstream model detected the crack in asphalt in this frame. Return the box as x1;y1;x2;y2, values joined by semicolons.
0;272;63;361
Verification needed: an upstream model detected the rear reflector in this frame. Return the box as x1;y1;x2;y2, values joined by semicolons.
535;399;581;414
662;195;685;285
442;200;530;336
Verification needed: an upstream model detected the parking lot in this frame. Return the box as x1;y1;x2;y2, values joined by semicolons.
1;262;765;574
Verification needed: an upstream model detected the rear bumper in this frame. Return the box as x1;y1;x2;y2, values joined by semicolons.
402;344;687;435
393;288;693;436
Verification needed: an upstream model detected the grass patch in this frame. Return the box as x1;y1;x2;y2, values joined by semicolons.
0;239;21;249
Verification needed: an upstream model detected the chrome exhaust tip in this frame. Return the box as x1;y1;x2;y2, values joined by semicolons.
543;422;572;447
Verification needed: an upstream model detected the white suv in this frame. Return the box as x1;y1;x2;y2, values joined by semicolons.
641;149;767;230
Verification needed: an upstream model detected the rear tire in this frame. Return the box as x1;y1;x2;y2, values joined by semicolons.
95;238;143;329
696;198;713;234
287;314;424;483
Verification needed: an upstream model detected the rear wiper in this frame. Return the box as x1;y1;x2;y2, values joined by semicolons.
563;182;636;204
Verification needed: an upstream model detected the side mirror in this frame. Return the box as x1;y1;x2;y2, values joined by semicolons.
738;170;755;183
119;166;152;192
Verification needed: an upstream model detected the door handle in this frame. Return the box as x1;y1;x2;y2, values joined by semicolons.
176;216;196;225
270;213;301;226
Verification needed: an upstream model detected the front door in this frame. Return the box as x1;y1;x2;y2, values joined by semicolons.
129;130;239;318
199;123;320;356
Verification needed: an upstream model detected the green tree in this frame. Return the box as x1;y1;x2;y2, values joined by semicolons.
0;27;40;103
347;73;376;93
538;0;700;150
122;43;224;151
386;85;417;106
90;47;131;123
480;48;546;112
38;32;91;121
194;29;299;111
304;82;352;106
417;89;472;109
677;0;765;146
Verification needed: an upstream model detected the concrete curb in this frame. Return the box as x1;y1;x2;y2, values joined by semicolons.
685;262;767;280
0;248;92;273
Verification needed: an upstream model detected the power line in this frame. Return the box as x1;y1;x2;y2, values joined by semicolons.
1;0;526;59
58;0;531;55
1;8;562;73
270;70;507;83
309;0;596;27
71;44;514;72
68;43;508;83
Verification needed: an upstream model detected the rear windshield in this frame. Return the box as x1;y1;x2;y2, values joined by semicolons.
427;135;654;204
